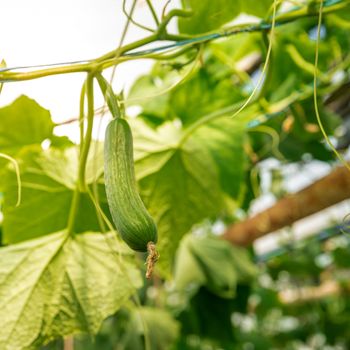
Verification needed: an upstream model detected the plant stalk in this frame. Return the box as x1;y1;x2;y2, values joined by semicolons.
67;73;95;235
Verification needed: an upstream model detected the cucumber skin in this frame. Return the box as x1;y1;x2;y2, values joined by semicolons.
104;118;157;252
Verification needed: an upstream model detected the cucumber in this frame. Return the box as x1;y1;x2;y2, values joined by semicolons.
104;117;157;252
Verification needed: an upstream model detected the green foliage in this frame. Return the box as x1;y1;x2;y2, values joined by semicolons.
127;62;183;125
192;118;246;198
0;231;141;349
174;234;256;298
170;228;350;350
132;118;246;274
250;101;341;163
134;120;223;273
0;0;350;348
175;285;251;349
178;0;273;34
135;307;180;349
0;96;53;156
72;306;180;350
169;67;243;125
2;145;109;244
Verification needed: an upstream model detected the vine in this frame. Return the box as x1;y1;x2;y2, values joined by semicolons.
313;0;350;172
0;153;21;206
0;1;350;348
230;0;278;118
0;0;347;82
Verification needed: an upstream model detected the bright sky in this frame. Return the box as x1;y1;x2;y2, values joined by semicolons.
0;0;178;139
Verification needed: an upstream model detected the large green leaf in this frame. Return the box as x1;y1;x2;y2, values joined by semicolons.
169;67;243;125
127;60;203;127
127;75;170;124
126;60;185;125
133;307;180;350
176;287;238;347
192;118;246;197
134;121;222;274
0;230;141;349
178;0;273;35
2;144;108;244
131;117;246;274
209;32;261;66
174;234;257;298
0;95;54;155
242;0;274;18
127;43;259;128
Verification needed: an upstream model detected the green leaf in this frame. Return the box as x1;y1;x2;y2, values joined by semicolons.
49;135;74;149
333;247;350;268
127;52;250;128
174;235;207;289
0;95;54;156
127;61;196;126
74;306;180;350
174;234;257;298
178;0;273;35
127;75;170;125
265;24;338;103
177;287;237;346
178;0;240;35
169;67;243;125
132;121;223;274
242;0;274;18
192;118;246;198
0;230;141;349
132;118;246;274
209;32;261;65
2;145;109;244
134;307;180;350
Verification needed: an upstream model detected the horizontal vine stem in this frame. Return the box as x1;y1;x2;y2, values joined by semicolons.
0;0;348;83
0;63;90;82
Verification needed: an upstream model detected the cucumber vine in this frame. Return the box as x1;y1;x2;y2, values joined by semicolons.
0;1;350;349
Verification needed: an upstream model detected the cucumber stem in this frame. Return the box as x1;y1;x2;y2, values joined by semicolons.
145;242;159;279
78;73;94;191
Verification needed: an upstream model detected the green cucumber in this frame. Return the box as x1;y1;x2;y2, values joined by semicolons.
104;117;157;252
